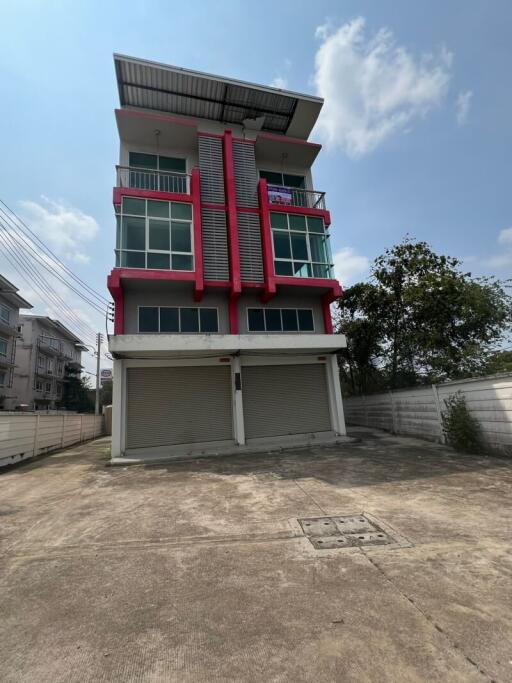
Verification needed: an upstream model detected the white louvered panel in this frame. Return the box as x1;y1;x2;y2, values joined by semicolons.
233;141;258;208
126;366;233;450
198;136;225;204
201;209;230;280
237;212;264;282
242;364;332;439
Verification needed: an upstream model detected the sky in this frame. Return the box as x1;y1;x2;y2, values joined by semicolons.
1;0;511;374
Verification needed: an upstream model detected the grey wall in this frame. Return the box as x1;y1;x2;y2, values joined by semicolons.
123;286;230;334
237;292;324;334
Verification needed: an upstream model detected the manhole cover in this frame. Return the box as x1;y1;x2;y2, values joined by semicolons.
298;514;395;550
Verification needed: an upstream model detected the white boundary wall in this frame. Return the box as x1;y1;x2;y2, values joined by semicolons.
0;413;105;468
344;373;512;455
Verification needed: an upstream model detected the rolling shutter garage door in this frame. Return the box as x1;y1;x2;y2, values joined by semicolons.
242;364;331;439
126;366;232;450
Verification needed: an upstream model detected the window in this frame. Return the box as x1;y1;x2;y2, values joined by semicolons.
0;337;7;357
247;308;314;333
116;198;193;271
56;383;63;397
57;361;63;375
0;305;10;323
138;307;219;334
259;170;305;188
271;213;333;279
35;380;43;391
45;382;52;393
47;358;53;374
129;152;187;193
37;355;44;368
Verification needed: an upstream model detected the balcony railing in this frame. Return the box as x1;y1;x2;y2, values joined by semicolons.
267;184;326;210
116;166;190;195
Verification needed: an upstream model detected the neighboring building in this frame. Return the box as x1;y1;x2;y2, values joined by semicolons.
108;54;347;460
12;316;87;410
0;275;32;410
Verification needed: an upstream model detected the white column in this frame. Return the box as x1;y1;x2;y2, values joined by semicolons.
111;359;124;458
231;356;245;445
327;354;346;436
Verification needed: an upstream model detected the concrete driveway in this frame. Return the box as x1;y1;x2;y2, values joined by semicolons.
1;428;511;682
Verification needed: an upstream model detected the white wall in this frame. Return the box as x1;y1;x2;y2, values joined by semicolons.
343;373;512;455
0;413;104;467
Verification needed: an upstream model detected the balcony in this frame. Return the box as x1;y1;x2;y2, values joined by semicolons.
116;166;190;195
266;185;326;211
0;317;16;336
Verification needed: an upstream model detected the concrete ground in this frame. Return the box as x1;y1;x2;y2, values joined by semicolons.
1;429;511;683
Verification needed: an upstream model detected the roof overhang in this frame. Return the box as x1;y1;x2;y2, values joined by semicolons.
114;54;323;140
109;333;346;358
115;108;198;150
255;132;321;168
0;274;32;309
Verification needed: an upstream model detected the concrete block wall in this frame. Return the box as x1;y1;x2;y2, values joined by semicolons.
344;373;512;455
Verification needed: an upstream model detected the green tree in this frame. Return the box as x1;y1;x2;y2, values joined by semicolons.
337;238;512;393
59;366;94;412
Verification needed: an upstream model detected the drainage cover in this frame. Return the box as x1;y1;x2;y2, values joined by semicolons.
298;514;394;550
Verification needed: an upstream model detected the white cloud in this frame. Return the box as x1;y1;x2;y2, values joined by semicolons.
313;17;452;157
455;89;473;125
18;196;99;263
269;76;288;89
333;247;370;285
498;227;512;245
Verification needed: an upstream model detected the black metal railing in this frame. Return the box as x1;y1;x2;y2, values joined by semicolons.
266;185;326;210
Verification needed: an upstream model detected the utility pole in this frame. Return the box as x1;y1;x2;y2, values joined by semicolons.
95;332;103;416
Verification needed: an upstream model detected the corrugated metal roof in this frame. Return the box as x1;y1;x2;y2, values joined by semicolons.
114;54;322;136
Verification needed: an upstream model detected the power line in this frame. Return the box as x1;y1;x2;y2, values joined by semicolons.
0;198;110;306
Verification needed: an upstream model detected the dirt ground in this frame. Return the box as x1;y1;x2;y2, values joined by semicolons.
1;427;511;682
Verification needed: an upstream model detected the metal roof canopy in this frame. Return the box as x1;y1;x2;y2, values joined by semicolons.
114;54;323;140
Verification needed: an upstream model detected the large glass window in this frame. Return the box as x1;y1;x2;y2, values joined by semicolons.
247;308;314;333
116;198;193;271
0;370;6;387
128;152;187;193
138;307;219;334
0;305;9;323
0;337;7;356
271;213;333;279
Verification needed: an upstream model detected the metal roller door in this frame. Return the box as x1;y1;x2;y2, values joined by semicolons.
126;366;232;450
242;364;331;439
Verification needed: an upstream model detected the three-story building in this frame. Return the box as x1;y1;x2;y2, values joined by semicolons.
0;275;32;410
108;54;347;460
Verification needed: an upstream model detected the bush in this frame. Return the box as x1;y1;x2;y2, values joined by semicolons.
441;391;482;453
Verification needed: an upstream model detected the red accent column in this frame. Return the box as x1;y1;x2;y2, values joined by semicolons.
107;271;124;335
223;130;241;296
229;295;239;334
191;167;204;302
322;296;334;334
257;178;276;303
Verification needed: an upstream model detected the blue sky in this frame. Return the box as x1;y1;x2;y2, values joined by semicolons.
1;0;511;371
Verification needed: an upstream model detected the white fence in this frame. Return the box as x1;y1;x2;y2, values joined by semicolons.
343;373;512;455
0;413;105;468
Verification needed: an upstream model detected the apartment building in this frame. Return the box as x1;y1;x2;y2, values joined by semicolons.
12;316;86;410
108;54;347;460
0;275;32;410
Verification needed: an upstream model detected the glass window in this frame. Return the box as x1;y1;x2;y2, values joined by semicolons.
171;222;191;252
273;232;291;259
270;212;288;230
259;170;282;184
298;309;314;331
129;152;158;169
147;253;170;269
283;173;305;188
292;262;312;278
159;156;186;173
309;234;327;263
148;220;170;250
122;216;145;250
200;309;218;333
307;216;325;233
139;307;159;332
247;308;265;332
160;308;179;332
171;202;192;220
122;197;145;216
45;382;52;392
121;251;146;268
0;338;7;356
0;370;6;386
282;309;298;331
172;254;193;271
289;214;307;231
147;200;169;218
180;308;199;333
265;309;282;332
290;234;308;261
0;305;10;323
274;261;293;276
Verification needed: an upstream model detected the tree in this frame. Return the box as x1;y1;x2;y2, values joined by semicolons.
100;380;112;406
336;238;512;393
59;366;94;412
